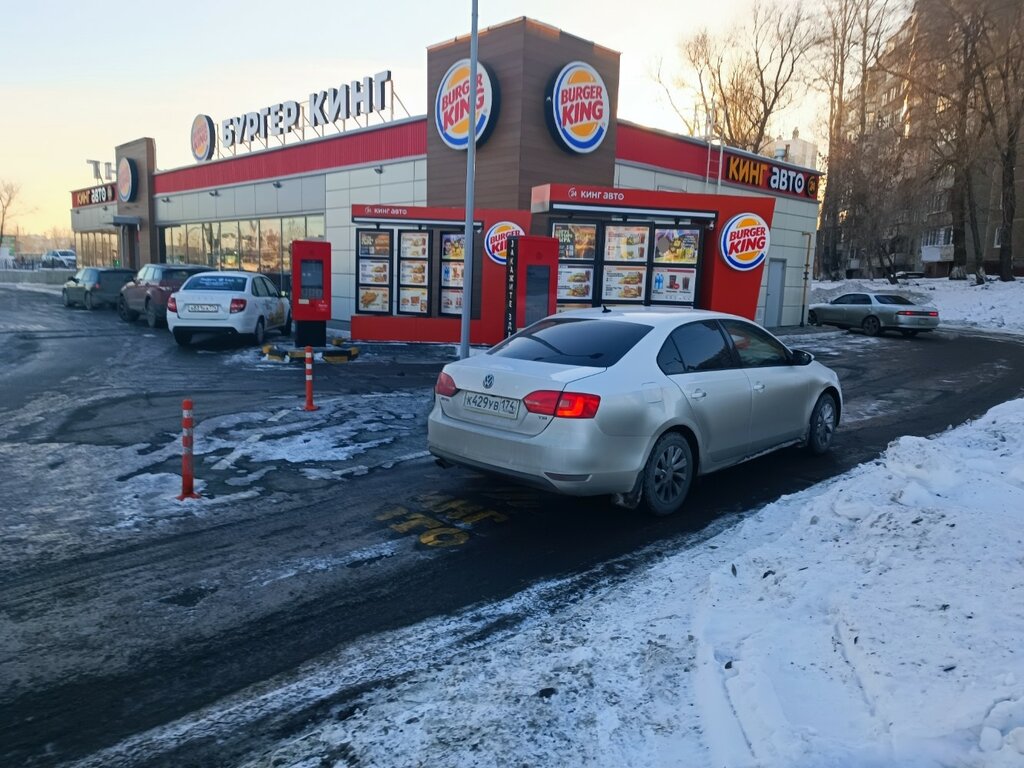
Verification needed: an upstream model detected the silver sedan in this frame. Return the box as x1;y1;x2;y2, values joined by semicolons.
428;307;842;517
808;292;940;337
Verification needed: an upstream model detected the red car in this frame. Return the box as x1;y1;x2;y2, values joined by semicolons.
118;264;210;328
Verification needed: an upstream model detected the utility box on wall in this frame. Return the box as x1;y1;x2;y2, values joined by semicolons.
291;239;331;346
504;235;559;337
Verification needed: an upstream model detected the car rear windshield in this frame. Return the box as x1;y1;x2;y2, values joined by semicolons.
488;318;651;366
184;275;247;292
874;295;915;305
162;269;204;282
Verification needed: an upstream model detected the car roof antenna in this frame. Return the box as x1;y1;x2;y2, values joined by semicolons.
602;304;611;313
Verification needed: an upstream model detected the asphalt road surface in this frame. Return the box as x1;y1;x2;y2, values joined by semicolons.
2;284;1023;767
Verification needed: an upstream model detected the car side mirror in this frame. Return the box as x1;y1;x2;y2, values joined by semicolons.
790;349;814;366
280;290;289;298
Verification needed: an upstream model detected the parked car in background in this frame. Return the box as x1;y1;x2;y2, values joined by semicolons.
41;250;77;269
428;307;842;517
808;292;940;337
61;268;135;310
167;270;291;346
119;264;210;328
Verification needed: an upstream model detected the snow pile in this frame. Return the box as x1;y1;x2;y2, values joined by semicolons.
213;398;1024;768
812;277;1024;335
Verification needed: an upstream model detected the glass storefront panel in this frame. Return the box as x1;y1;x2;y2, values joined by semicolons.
201;223;217;268
282;216;306;274
259;218;282;274
306;215;325;240
220;221;240;270
185;225;203;265
166;226;186;263
240;220;258;272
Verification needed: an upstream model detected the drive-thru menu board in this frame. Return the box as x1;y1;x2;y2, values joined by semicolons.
356;229;392;313
439;232;466;316
398;231;430;315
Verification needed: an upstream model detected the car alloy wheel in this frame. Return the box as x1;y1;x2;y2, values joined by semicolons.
642;432;693;517
807;392;837;455
146;300;159;329
862;316;881;336
253;318;265;346
808;310;819;326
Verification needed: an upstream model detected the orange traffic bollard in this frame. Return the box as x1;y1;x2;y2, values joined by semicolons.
304;346;319;411
177;398;201;500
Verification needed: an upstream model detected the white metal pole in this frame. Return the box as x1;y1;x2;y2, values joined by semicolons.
459;0;479;360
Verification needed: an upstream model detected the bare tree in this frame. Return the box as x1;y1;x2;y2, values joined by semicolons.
657;1;819;152
0;180;22;248
974;0;1023;282
814;0;904;278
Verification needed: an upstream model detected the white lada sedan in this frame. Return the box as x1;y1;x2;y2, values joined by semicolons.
428;307;842;517
167;271;291;346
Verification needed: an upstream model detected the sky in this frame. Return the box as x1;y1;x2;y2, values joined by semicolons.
7;276;1023;766
0;0;822;237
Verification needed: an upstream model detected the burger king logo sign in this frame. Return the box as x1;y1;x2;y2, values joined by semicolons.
720;213;770;271
484;221;525;265
547;61;610;154
116;157;138;204
191;114;215;162
434;59;499;150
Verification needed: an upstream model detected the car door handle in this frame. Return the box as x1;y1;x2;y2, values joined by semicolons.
689;388;707;400
752;382;765;392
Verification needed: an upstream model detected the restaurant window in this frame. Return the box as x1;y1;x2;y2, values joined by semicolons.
201;223;217;268
306;215;325;240
259;218;282;275
186;225;204;265
220;221;240;270
282;216;305;274
240;220;258;272
166;226;186;263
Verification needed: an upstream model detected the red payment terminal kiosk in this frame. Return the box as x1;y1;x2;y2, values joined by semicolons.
291;240;331;347
504;236;559;338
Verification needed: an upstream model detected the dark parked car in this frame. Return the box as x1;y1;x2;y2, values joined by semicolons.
119;264;210;328
62;268;135;310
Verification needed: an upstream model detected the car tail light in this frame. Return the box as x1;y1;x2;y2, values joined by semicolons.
92;283;101;291
524;390;601;418
167;296;177;312
435;372;458;397
229;298;247;313
896;310;939;317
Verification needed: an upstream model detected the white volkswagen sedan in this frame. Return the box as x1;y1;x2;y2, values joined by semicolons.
167;271;291;346
428;307;842;517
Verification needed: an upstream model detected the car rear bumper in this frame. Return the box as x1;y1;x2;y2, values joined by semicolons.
890;315;939;331
427;403;646;496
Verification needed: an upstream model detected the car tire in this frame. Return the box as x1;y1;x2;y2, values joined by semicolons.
145;300;160;329
62;290;71;308
806;392;838;455
84;292;94;310
173;329;192;346
807;310;819;326
118;297;139;322
282;313;292;337
862;316;881;336
253;317;266;346
900;329;919;338
641;432;694;517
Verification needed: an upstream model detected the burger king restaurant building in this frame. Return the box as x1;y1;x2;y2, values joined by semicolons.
69;17;821;345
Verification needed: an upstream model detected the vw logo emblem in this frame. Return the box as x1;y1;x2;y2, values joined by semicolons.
483;374;494;390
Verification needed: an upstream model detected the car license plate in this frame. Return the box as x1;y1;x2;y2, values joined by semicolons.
188;304;219;313
463;391;520;419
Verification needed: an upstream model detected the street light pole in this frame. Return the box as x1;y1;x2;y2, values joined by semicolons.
458;0;479;360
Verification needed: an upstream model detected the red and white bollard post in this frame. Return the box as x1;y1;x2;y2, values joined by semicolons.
177;398;201;500
303;346;318;411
